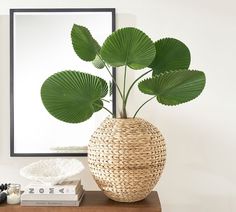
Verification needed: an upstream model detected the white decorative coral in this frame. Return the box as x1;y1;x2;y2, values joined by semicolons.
20;159;84;185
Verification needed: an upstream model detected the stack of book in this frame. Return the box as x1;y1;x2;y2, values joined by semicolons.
21;180;84;206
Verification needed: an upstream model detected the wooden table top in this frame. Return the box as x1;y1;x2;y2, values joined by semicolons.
0;191;161;212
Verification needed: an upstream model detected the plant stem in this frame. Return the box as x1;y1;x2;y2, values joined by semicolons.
103;107;113;115
97;54;123;100
123;65;127;99
133;96;156;118
124;69;152;106
122;65;128;118
101;98;111;103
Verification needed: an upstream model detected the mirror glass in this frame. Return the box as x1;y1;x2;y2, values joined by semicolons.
10;9;116;156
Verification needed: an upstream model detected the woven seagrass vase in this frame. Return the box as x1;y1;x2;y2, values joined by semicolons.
88;117;166;202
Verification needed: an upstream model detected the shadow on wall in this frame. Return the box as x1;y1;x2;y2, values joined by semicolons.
116;13;136;28
0;15;10;160
0;15;98;191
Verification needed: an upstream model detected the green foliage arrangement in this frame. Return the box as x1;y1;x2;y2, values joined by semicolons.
41;25;206;123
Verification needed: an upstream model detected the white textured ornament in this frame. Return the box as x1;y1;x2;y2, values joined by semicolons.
20;159;84;185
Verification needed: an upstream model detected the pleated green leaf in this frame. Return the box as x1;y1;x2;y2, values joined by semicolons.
92;99;103;112
149;38;191;76
100;27;156;70
99;77;108;98
138;70;205;105
71;24;100;61
41;71;108;123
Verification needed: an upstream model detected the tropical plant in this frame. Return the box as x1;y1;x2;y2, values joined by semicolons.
41;25;206;123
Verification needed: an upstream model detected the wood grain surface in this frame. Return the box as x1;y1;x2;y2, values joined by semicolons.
0;191;161;212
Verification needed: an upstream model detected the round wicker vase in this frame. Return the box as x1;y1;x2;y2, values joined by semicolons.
88;117;166;202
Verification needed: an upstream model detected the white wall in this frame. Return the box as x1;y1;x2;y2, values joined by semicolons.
0;0;236;211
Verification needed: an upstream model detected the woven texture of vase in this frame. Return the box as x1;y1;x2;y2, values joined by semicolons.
88;117;166;202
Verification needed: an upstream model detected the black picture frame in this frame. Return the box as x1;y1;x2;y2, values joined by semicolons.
10;8;116;157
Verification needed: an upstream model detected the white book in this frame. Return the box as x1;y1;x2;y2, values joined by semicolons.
23;181;81;194
21;187;83;201
21;191;85;207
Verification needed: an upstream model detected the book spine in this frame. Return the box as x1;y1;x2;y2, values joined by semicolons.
21;194;78;201
21;192;84;207
21;200;81;206
21;189;84;201
24;187;78;194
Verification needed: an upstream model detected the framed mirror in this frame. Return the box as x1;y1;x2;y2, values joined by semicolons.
10;8;116;156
